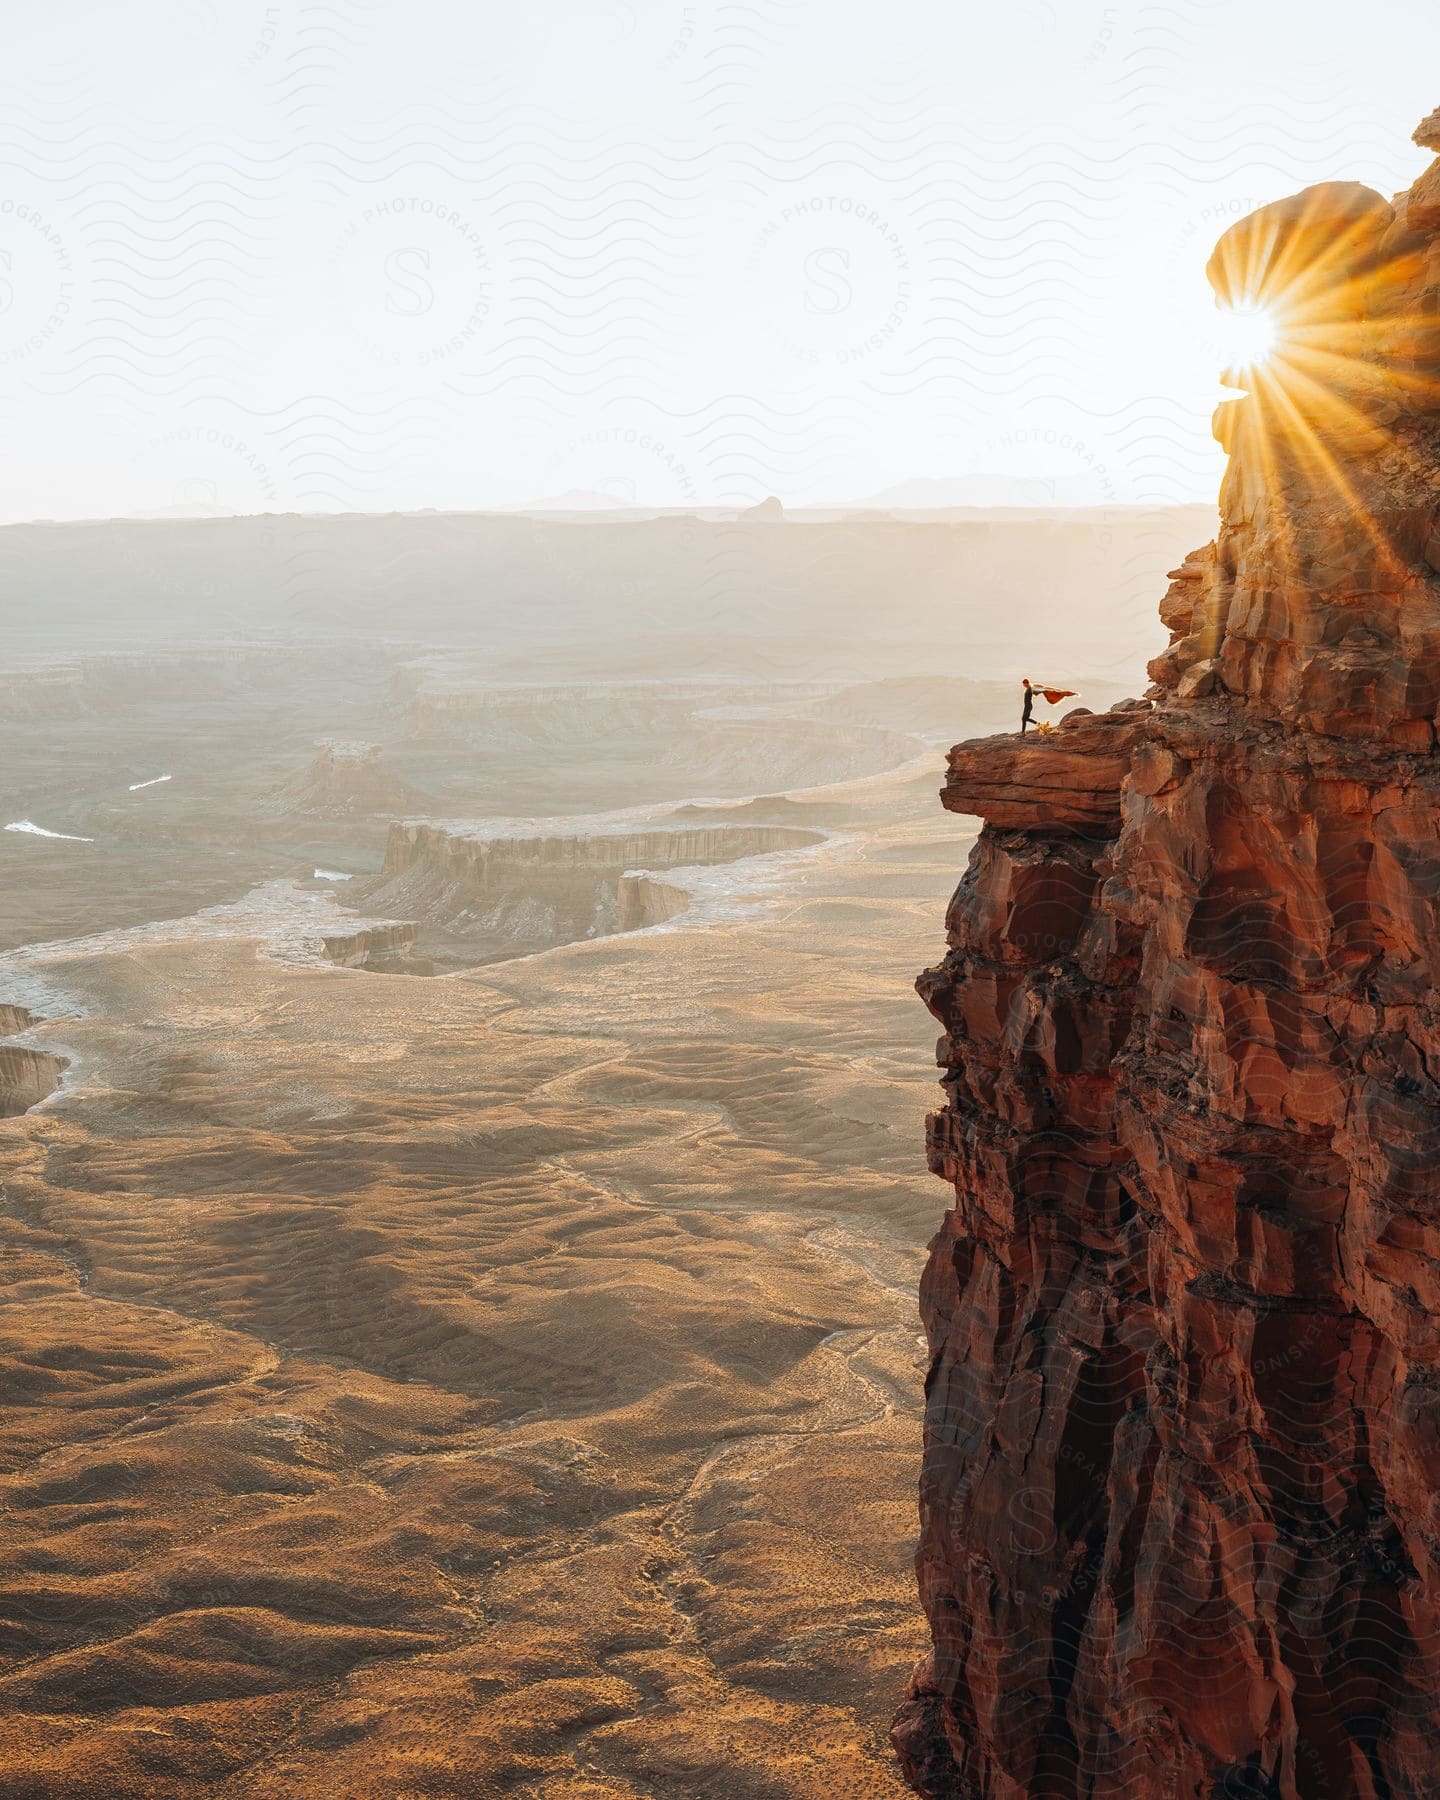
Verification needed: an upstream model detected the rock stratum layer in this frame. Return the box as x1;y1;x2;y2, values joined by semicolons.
895;124;1440;1797
361;817;824;964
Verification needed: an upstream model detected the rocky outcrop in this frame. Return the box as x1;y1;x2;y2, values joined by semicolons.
941;707;1149;837
617;871;691;931
895;121;1440;1797
318;922;418;969
360;818;825;966
271;740;422;819
742;494;785;520
379;820;821;881
0;1007;65;1118
0;1046;67;1118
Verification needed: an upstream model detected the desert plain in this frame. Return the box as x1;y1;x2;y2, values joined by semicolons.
0;508;1200;1796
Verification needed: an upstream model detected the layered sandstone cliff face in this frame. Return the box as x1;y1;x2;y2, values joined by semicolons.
362;816;824;962
894;121;1440;1798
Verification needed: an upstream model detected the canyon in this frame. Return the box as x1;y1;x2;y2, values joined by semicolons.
894;118;1440;1797
362;817;828;967
0;506;1198;1796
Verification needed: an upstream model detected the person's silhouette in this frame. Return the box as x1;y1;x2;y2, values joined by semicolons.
1020;678;1076;733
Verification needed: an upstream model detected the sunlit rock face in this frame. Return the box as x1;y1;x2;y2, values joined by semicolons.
940;708;1150;837
895;118;1440;1798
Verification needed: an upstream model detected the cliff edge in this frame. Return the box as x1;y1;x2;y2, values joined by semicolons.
894;117;1440;1797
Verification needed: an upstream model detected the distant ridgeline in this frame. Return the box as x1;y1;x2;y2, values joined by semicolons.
895;111;1440;1797
0;505;1212;689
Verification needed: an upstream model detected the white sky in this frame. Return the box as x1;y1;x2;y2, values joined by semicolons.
1;0;1435;520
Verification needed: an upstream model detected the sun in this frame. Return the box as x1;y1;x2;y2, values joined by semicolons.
1217;302;1278;375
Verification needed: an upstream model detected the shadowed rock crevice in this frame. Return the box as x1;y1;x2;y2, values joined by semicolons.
895;118;1440;1798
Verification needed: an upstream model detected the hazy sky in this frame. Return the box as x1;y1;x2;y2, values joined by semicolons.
2;0;1436;520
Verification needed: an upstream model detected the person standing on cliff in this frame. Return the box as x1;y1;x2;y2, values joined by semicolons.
1020;676;1077;734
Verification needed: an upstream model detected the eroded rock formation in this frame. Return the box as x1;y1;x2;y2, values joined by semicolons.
617;870;692;931
0;1006;65;1118
941;707;1150;837
318;921;419;969
362;817;824;964
297;739;421;816
895;122;1440;1797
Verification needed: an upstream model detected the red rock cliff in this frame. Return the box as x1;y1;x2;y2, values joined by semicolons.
894;117;1440;1799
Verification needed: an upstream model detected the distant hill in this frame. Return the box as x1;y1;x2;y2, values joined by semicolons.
0;504;1218;690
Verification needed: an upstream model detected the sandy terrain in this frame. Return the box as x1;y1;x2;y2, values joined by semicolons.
0;511;1180;1795
0;765;963;1795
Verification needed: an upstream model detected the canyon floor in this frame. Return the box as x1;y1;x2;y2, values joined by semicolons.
0;652;995;1798
0;561;1154;1796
